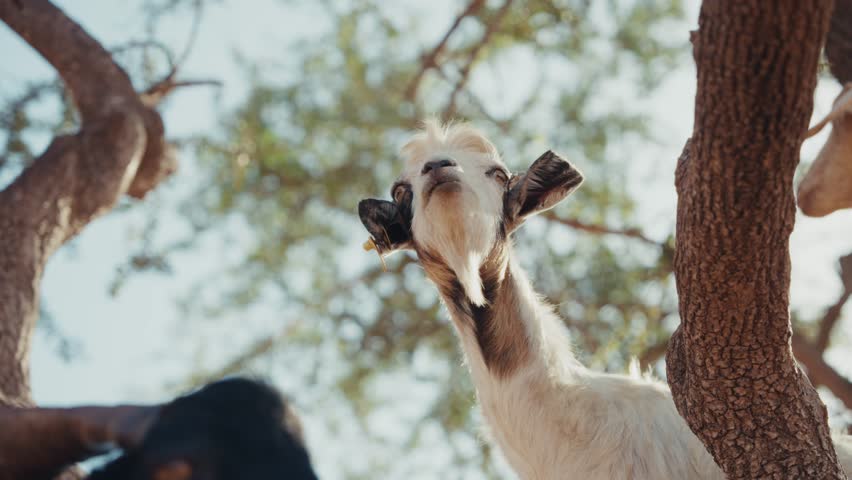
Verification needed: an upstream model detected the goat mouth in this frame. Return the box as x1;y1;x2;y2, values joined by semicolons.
425;177;462;199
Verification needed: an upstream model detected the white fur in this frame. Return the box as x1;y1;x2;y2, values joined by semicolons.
401;121;506;306
396;121;852;479
462;257;726;479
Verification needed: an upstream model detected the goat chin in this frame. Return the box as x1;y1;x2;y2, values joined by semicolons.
413;198;498;306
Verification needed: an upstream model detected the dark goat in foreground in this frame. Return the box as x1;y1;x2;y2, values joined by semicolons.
0;378;318;480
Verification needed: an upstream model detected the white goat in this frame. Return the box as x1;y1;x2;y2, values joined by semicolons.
359;121;852;479
799;83;852;216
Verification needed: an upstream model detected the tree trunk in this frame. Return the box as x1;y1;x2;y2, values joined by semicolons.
0;0;174;407
667;1;846;479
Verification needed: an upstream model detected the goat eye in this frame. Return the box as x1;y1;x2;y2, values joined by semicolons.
487;167;509;184
392;183;410;204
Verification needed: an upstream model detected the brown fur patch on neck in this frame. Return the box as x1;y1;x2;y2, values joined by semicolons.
416;238;531;378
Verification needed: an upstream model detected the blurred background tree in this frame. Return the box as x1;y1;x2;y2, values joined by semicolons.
2;1;850;478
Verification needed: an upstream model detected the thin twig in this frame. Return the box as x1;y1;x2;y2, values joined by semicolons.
814;252;852;352
431;64;515;132
404;0;486;101
140;78;222;107
0;80;58;129
180;322;304;390
442;0;514;121
171;0;204;74
136;0;210;107
638;339;669;370
815;291;851;353
111;40;176;71
542;211;663;247
792;333;852;410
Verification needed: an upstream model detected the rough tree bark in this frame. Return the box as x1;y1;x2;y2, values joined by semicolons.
666;1;847;479
0;0;175;407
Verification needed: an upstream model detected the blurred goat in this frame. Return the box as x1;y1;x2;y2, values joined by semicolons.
0;378;318;480
359;120;852;479
799;84;852;216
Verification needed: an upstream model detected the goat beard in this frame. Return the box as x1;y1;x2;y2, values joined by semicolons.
415;196;499;306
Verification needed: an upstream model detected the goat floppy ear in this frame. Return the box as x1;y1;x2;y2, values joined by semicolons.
358;198;412;255
806;83;852;138
505;150;583;230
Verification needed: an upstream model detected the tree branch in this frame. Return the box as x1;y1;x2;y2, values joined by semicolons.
0;80;58;130
170;0;204;75
404;0;485;101
0;403;159;480
140;78;222;108
180;324;301;390
542;211;664;248
430;62;515;132
111;39;176;72
0;0;176;408
442;0;513;121
792;334;852;410
637;340;668;371
815;292;851;354
815;252;852;352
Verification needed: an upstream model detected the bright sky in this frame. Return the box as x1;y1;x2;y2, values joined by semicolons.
2;1;851;478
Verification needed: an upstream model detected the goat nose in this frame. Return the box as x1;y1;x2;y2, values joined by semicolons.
421;158;457;175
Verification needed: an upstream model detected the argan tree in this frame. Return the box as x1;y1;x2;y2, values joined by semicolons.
668;0;847;478
2;0;851;478
0;0;178;407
